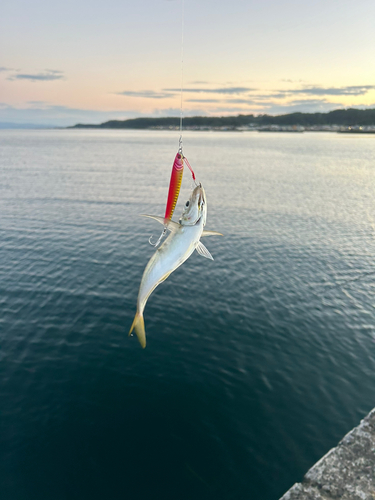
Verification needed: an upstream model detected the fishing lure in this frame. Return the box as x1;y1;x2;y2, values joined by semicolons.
149;150;196;247
164;152;184;223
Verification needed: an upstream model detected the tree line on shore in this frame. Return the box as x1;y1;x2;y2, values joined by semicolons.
70;108;375;129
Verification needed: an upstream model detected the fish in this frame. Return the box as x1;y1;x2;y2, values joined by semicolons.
129;184;222;348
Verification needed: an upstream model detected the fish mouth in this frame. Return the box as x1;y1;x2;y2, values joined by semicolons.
196;185;205;206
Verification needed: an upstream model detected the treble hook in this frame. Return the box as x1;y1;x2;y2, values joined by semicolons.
149;227;167;247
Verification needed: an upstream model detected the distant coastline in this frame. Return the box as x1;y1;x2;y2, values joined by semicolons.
68;108;375;133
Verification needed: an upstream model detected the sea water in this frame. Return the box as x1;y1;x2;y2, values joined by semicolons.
1;129;375;500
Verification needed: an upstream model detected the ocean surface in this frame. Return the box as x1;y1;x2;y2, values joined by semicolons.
1;129;375;500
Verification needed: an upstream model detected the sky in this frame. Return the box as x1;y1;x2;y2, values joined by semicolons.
1;0;375;126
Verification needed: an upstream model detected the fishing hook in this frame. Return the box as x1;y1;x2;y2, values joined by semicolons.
149;227;167;247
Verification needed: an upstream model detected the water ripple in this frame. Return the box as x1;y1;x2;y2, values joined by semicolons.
1;130;375;500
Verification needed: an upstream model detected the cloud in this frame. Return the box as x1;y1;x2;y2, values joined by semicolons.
188;80;210;85
165;86;257;95
227;98;260;104
0;66;13;72
115;87;256;98
27;101;49;106
183;95;359;115
0;103;143;127
185;95;289;105
261;99;344;115
208;106;264;114
278;85;375;97
186;98;222;103
114;84;375;108
183;84;375;100
115;86;258;100
185;97;266;105
0;100;212;127
280;79;305;83
8;69;64;82
150;107;210;117
116;90;176;99
285;98;331;106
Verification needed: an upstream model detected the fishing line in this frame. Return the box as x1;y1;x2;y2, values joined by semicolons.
149;2;184;250
179;0;184;154
178;0;198;186
178;0;197;184
149;0;197;248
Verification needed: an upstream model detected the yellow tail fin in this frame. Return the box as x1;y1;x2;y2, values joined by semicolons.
129;312;146;348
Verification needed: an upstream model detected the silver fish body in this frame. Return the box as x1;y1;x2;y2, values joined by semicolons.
129;184;222;348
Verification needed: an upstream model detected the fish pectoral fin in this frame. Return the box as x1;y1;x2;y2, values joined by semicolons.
201;230;223;237
140;215;179;232
196;241;214;260
140;214;164;225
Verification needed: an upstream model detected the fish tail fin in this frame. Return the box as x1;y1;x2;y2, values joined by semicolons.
129;312;146;348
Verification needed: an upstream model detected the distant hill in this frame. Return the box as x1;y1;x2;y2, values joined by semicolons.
69;108;375;129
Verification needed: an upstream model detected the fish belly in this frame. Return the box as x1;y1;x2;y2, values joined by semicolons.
137;227;200;312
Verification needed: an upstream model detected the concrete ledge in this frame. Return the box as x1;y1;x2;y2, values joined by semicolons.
280;408;375;500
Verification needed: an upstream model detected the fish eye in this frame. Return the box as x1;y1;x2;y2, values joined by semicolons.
185;201;190;207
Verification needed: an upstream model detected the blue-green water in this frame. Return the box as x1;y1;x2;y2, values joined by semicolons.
1;129;375;500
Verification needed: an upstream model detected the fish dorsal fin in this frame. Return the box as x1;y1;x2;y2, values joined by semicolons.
140;215;179;232
201;230;223;237
196;241;214;260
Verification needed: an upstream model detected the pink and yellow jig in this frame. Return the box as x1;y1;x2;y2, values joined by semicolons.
164;151;196;222
164;152;184;223
149;151;196;247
